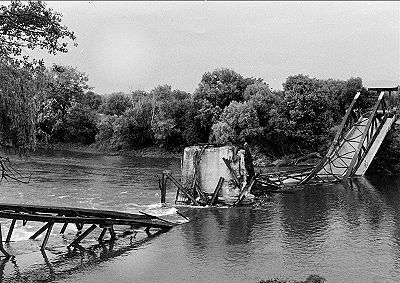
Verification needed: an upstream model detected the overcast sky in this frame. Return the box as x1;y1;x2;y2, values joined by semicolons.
30;1;400;95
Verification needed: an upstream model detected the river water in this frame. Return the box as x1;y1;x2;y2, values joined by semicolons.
0;149;399;282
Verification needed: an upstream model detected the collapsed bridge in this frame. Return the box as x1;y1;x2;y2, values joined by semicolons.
161;87;400;206
0;203;180;257
258;86;400;188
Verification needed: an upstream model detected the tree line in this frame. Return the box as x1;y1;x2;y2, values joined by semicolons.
93;69;366;159
2;61;370;160
1;0;397;170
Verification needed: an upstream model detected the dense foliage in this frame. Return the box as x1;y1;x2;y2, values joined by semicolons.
92;70;370;159
0;63;37;150
1;2;397;170
0;0;76;152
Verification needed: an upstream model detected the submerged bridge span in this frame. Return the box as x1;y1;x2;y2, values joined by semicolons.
0;203;180;257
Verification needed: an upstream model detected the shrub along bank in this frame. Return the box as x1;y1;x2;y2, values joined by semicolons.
4;62;399;172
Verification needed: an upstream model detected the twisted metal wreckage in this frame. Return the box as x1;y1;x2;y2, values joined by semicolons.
160;87;400;207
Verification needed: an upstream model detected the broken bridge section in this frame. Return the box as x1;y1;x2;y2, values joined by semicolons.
301;87;399;183
0;203;179;257
258;87;399;189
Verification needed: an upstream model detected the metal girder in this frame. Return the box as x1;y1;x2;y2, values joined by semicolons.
302;90;392;183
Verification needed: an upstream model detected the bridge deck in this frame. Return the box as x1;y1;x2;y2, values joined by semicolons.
0;203;177;257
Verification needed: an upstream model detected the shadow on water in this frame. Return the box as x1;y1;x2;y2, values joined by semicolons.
0;229;167;283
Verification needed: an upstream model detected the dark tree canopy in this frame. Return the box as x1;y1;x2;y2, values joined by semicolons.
0;0;76;64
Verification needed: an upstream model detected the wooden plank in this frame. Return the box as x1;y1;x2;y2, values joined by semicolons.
98;228;107;242
60;223;68;234
160;171;169;204
30;223;52;240
244;142;255;178
194;182;208;204
210;177;224;206
0;211;174;229
0;203;152;220
139;211;173;224
222;158;240;187
165;173;199;206
40;222;54;252
5;219;16;243
69;224;97;247
234;177;257;206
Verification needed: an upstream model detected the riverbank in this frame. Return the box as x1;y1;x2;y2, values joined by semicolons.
37;142;182;159
37;142;322;168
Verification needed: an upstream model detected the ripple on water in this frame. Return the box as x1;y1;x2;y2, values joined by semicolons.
1;152;400;283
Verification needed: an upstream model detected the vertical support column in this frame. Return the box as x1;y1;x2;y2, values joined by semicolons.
210;177;224;205
0;224;10;257
98;228;107;242
109;226;116;240
160;171;168;204
6;219;16;243
40;222;54;252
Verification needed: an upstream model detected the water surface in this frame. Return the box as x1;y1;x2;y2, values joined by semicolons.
0;150;399;282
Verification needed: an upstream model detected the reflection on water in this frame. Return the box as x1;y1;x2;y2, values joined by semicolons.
0;150;399;282
0;229;166;283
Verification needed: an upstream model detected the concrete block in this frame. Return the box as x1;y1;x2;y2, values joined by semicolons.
180;145;251;205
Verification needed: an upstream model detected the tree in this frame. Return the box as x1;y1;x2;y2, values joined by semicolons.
152;98;193;149
211;101;260;145
0;0;76;65
268;75;364;156
283;74;321;94
101;92;132;116
62;104;98;144
36;64;91;141
0;0;76;150
244;82;275;127
130;89;149;108
193;68;259;109
81;91;102;111
0;0;75;181
0;63;37;150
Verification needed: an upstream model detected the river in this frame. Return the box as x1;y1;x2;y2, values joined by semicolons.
0;149;399;282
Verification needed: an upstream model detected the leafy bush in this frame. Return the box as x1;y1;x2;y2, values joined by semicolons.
101;92;132;116
193;68;259;108
52;104;98;144
95;115;116;145
64;104;98;144
95;104;153;150
211;101;261;145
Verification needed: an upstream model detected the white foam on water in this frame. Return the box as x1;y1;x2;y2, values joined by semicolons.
3;227;35;242
142;203;178;216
